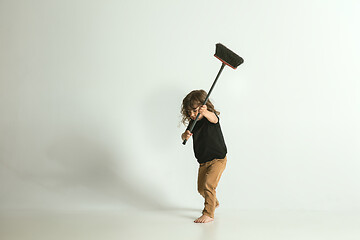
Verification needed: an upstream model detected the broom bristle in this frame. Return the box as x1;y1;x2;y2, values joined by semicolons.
214;43;244;69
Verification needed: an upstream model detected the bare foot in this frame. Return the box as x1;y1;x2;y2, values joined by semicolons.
194;214;214;223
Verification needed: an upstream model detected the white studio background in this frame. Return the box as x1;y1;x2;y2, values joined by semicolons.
0;0;359;212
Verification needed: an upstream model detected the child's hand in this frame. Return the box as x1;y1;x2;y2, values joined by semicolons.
199;104;218;124
199;105;209;116
182;130;193;141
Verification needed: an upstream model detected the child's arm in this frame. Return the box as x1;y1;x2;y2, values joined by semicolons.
199;105;218;124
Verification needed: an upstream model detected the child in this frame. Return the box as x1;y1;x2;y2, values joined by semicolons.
181;89;227;223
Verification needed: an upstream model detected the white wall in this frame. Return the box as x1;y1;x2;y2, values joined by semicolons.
1;0;359;211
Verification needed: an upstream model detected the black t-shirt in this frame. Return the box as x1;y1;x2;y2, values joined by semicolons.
188;114;227;164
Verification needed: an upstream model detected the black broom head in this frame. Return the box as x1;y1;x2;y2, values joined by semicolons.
214;43;244;69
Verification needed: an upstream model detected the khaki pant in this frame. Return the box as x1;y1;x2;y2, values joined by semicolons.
197;156;227;218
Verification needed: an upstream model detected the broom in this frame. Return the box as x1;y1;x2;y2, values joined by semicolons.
182;43;244;145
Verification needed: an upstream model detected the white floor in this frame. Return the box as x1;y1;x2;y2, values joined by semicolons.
1;208;360;240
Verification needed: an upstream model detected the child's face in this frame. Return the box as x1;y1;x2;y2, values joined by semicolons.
188;105;203;120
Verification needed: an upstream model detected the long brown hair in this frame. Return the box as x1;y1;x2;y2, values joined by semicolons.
180;89;220;125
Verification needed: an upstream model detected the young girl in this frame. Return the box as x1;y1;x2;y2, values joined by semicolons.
181;89;227;223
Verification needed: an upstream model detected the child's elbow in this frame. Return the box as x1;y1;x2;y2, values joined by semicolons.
211;117;219;124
